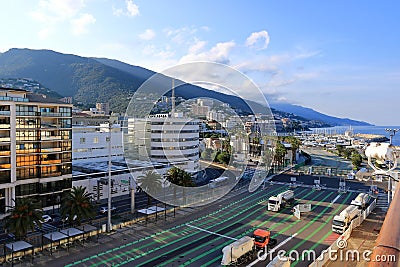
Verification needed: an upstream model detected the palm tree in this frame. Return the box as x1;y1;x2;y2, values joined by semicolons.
274;142;287;169
61;186;95;226
137;170;163;206
283;136;302;163
166;167;195;205
5;197;43;240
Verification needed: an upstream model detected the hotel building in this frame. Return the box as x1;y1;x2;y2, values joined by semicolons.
126;113;200;173
0;88;72;217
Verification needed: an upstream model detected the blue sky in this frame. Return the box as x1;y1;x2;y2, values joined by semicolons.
0;0;399;125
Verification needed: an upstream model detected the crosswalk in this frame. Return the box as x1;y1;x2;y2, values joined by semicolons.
376;192;389;211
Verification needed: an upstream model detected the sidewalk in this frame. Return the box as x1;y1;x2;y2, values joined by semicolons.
325;207;387;267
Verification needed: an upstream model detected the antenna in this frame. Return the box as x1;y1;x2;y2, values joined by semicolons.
171;78;175;115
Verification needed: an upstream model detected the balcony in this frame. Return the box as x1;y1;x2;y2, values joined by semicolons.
0;163;11;169
41;159;62;165
41;172;62;178
0;137;10;142
0;111;10;116
41;136;62;141
0;151;10;156
41;148;62;153
40;112;63;117
0;124;10;129
16;149;40;154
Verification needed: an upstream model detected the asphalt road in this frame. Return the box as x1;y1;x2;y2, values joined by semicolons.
34;174;374;267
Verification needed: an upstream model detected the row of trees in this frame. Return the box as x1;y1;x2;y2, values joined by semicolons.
5;186;94;239
137;167;195;206
5;166;195;240
336;145;363;170
273;136;302;168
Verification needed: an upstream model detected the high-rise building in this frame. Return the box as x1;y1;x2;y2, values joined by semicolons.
126;113;200;173
0;88;72;217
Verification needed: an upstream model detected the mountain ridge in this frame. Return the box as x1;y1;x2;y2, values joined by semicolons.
0;48;371;126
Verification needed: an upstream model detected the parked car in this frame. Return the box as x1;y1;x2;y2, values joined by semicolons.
62;214;77;222
40;214;53;223
99;206;116;214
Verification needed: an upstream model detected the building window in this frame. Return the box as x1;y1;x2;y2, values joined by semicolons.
93;137;99;144
80;138;86;144
106;137;110;142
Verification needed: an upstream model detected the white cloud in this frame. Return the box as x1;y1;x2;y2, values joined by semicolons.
112;6;124;17
188;40;207;54
180;41;236;64
139;29;156;40
126;0;139;17
245;30;270;50
30;0;87;38
112;1;139;17
38;27;53;40
71;13;96;36
31;0;86;21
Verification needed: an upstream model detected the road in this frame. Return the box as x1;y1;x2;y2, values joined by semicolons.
34;175;373;267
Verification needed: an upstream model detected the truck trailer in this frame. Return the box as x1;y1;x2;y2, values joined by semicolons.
268;190;295;212
350;193;370;210
332;205;360;234
221;229;276;265
221;236;256;265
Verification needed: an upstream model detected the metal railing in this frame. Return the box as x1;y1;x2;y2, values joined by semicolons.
368;184;400;267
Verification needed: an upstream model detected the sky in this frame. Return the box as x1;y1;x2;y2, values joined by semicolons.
0;0;399;125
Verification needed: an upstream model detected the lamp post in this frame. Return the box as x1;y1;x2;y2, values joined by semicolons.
384;128;399;204
107;123;112;232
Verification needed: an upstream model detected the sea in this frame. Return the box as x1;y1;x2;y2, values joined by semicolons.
308;126;400;146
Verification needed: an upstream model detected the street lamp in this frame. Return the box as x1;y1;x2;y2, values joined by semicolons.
106;123;112;232
384;128;399;204
385;128;399;146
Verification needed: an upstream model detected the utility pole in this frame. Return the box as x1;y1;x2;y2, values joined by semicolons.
384;128;399;204
107;122;112;232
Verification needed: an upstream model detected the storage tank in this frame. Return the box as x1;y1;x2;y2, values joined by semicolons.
221;236;255;265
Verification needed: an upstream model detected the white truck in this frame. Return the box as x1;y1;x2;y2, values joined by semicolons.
332;205;360;234
268;190;295;212
267;255;291;267
221;236;257;266
350;193;370;210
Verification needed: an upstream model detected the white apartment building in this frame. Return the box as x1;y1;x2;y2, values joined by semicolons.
126;113;200;173
72;124;123;163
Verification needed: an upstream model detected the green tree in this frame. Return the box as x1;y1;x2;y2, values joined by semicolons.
217;151;230;165
211;150;220;162
351;152;363;170
336;145;345;156
166;167;195;205
137;170;163;206
61;186;95;226
5;197;43;239
274;142;287;168
201;148;213;160
284;136;302;162
221;138;232;154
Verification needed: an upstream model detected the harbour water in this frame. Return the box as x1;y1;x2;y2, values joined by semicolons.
309;126;400;146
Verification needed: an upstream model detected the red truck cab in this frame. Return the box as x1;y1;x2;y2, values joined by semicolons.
253;229;271;248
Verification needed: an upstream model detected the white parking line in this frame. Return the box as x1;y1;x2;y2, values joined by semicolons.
330;195;341;205
247;233;298;267
186;224;238;241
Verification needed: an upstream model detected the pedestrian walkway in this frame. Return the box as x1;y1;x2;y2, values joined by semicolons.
325;201;387;267
376;192;389;211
